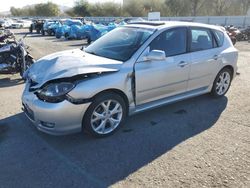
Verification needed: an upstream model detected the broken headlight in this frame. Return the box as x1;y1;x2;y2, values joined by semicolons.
37;82;75;103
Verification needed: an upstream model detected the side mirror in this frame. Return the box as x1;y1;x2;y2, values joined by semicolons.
143;50;166;62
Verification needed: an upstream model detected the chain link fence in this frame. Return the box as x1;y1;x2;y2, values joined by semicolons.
85;16;250;28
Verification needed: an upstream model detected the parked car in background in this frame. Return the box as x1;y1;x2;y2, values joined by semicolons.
29;20;45;34
55;19;83;39
21;20;32;28
11;20;32;29
22;21;238;137
0;19;12;28
11;21;23;29
42;19;57;35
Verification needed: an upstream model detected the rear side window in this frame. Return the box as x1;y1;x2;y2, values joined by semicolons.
213;30;224;47
150;27;187;57
190;28;213;52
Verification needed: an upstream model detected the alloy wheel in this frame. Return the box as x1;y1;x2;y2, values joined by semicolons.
91;100;123;135
215;71;231;95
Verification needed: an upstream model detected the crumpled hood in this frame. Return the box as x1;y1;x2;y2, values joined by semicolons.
27;49;122;88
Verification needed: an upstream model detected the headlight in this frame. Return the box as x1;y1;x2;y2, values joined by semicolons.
37;82;75;103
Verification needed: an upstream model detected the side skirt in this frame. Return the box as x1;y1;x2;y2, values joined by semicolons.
129;86;209;115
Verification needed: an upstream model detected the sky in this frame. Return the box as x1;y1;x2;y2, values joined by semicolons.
0;0;123;12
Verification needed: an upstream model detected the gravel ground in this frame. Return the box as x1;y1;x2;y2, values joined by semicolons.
0;29;249;188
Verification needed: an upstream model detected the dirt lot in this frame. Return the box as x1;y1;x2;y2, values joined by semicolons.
0;29;249;188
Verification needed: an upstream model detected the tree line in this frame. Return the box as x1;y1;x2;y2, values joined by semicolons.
10;0;250;17
10;2;60;17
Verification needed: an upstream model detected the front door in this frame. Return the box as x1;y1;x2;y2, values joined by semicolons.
135;27;190;105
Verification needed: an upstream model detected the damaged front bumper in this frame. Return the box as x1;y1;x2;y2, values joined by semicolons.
22;83;91;135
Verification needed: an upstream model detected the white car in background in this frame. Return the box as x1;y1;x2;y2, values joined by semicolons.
0;19;12;28
11;20;32;29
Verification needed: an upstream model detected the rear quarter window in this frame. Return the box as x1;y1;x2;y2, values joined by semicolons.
213;30;224;47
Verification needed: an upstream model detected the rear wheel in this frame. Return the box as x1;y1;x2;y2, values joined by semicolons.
47;30;52;36
83;92;127;138
211;68;232;97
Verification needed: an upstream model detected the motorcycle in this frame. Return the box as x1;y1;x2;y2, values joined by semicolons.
0;33;35;78
237;27;250;41
225;26;239;45
0;30;15;45
227;31;237;45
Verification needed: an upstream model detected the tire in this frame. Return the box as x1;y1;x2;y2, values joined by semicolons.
20;65;25;79
64;32;69;39
211;68;233;98
231;37;236;45
87;37;91;44
83;92;127;138
55;33;61;39
20;56;35;79
47;30;52;36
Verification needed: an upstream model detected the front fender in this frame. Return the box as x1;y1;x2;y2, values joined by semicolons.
68;71;133;104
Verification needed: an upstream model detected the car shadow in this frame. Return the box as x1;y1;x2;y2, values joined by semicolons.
0;94;228;187
68;43;88;47
51;39;79;43
13;31;29;35
0;76;24;88
45;37;58;40
27;34;47;38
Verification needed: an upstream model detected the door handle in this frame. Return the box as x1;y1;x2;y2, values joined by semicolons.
178;61;188;67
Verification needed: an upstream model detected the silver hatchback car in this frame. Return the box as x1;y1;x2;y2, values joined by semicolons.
22;21;238;137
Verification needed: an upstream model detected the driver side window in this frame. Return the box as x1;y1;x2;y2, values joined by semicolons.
150;27;187;57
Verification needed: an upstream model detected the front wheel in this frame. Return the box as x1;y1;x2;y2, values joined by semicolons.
211;68;232;97
64;32;69;39
83;93;127;138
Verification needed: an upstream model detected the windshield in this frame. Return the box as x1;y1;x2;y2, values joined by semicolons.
85;27;155;61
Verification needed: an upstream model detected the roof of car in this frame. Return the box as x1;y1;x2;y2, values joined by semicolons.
126;21;224;32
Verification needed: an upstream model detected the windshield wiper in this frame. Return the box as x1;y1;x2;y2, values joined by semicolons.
85;51;98;56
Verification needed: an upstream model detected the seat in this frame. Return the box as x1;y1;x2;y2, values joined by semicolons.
196;35;212;50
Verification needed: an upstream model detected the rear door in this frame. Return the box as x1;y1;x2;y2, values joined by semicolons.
187;27;221;91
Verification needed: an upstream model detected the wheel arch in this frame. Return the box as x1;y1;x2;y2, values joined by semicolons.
92;89;129;114
220;65;234;77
